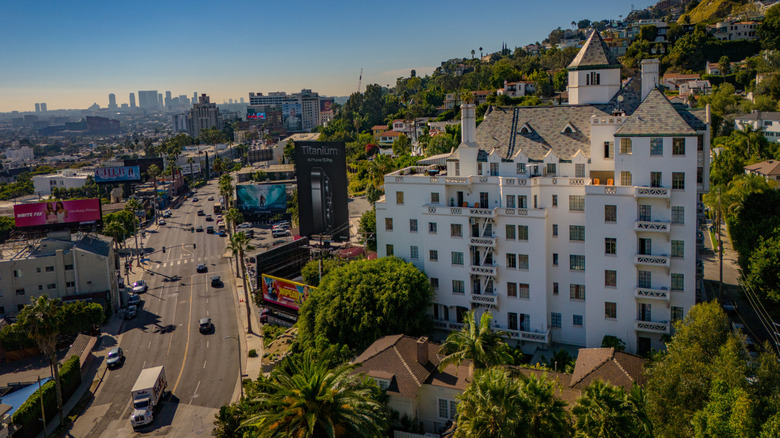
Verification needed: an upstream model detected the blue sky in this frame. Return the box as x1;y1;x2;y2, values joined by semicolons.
0;0;654;112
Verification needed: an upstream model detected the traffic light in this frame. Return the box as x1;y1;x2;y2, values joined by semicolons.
162;246;166;253
193;243;196;249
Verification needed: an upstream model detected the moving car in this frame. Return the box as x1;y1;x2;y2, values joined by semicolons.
197;210;205;216
128;294;141;306
107;347;125;369
206;226;214;234
163;210;172;218
132;280;148;293
196;264;207;273
208;196;214;201
157;219;166;225
199;318;214;333
205;215;214;222
211;276;222;287
196;225;204;232
192;197;199;202
237;222;251;229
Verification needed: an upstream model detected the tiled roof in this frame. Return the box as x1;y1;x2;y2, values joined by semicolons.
372;125;388;130
745;160;780;176
570;348;647;391
735;111;780;122
568;31;621;70
663;73;700;81
380;131;402;137
614;88;697;137
73;235;112;257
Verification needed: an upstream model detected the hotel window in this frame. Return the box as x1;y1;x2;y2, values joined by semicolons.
66;281;75;288
619;138;632;154
396;191;404;205
698;167;704;184
639;204;651;221
552;194;558;207
46;266;54;272
429;222;437;234
673;138;686;155
506;225;516;240
570;284;586;300
506;195;515;208
516;163;526;174
480;192;489;207
64;264;73;270
518;225;528;240
453;280;465;294
518;283;530;299
672;306;684;322
651;172;662;188
518;254;529;269
575;164;585;178
438;399;458;420
36;267;41;273
431;192;440;204
386;244;394;256
672;172;685;190
409;219;418;232
430;250;438;261
506;254;517;268
698;135;704;151
672;240;684;258
518;196;527;208
546;163;557;176
553;253;559;266
620;171;632;186
672;206;685;224
47;283;56;290
430;278;439;289
508;313;518;330
569;225;585;242
490;163;499;176
451;252;464;265
450;224;462;237
569;195;585;211
410;246;419;260
650;138;663;156
553;282;559;295
605;302;617;319
605;270;617;287
385;218;393;231
507;282;517;297
605;238;616;255
454;161;460;176
551;312;562;328
605;205;617;222
671;273;684;291
13;269;22;278
638;270;651;288
570;255;585;271
573;315;584;326
552;224;558;237
16;288;25;295
604;141;614;159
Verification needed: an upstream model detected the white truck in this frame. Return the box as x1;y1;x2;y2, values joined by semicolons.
130;366;167;428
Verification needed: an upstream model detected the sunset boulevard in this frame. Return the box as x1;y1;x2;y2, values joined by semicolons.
70;181;240;437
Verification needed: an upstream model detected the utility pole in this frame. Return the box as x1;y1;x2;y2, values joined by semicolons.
718;186;724;301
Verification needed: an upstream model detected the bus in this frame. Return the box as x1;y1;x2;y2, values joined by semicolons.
213;203;222;214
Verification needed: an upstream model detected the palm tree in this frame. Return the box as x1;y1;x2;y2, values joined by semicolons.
187;157;194;181
213;157;225;176
219;174;234;211
572;380;650;438
454;367;526;438
228;232;253;333
522;374;571;438
147;164;161;219
17;296;65;425
224;208;244;236
242;351;387;437
471;49;475;59
734;123;765;157
438;310;513;376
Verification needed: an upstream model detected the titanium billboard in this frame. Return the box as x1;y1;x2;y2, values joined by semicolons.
294;141;348;240
94;166;141;182
260;274;314;312
14;198;102;228
235;184;287;215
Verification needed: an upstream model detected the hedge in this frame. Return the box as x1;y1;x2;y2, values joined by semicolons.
11;355;82;438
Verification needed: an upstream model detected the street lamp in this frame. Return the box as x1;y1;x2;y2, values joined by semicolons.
225;336;243;399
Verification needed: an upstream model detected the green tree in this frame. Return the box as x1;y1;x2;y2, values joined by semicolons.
358;208;376;251
438;310;513;376
287;189;299;227
301;259;346;287
718;55;731;76
212;157;225;176
746;235;780;302
758;3;780;50
227;232;253;333
283;139;296;165
392;134;411;156
242;351;387;437
600;335;626;352
572;380;651;438
297;257;432;353
638;25;658;42
60;301;104;334
17;296;65;425
223;208;243;236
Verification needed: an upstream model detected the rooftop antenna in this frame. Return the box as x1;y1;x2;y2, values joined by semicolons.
357;68;363;94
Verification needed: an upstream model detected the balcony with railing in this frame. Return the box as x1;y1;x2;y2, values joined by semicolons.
634;320;670;334
634;186;670;199
470;264;497;276
634;220;671;233
505;328;551;344
634;254;670;267
470;236;496;247
634;287;670;301
433;319;465;331
470;293;499;306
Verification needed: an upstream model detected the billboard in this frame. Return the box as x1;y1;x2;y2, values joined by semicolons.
236;184;287;215
247;108;266;120
123;157;164;177
282;102;302;132
320;98;334;113
294;141;349;240
94;166;141;183
14;198;102;228
181;163;202;175
260;274;314;312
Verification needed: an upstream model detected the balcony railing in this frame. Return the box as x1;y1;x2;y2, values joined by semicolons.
468;207;495;217
634;254;670;267
634;220;670;233
505;328;550;344
634;187;670;199
634;287;670;301
470;264;497;276
634;320;671;334
470;236;496;247
433;320;465;331
470;293;499;306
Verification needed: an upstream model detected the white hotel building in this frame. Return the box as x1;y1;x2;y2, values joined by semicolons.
376;32;710;356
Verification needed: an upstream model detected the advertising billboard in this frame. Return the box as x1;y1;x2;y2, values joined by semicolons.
294;141;349;240
94;166;141;183
260;274;314;312
236;184;287;215
320;98;334;113
14;198;102;228
282;102;302;132
181;163;202;175
247;108;266;120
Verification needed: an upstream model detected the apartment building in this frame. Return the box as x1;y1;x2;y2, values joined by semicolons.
32;169;91;196
376;31;710;356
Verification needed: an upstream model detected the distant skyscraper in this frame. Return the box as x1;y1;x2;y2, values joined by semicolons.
189;94;221;139
193;92;198;104
40;103;47;112
129;92;136;108
179;95;189;105
158;94;163;109
138;90;158;109
35;103;40;113
240;98;245;104
108;93;117;109
165;91;172;109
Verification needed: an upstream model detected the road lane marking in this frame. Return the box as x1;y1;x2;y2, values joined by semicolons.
143;360;146;368
206;341;209;348
148;341;151;349
203;360;207;368
172;281;194;394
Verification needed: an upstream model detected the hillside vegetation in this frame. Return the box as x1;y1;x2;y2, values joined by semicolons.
677;0;754;24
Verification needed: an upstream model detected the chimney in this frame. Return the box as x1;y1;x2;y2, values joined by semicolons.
641;58;660;101
416;336;430;366
461;104;477;147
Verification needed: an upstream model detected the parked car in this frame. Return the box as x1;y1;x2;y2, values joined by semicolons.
128;294;141;306
196;264;207;273
107;347;126;368
272;228;291;237
205;215;214;222
124;305;137;319
132;280;148;293
192;197;199;202
259;308;270;324
211;276;222;287
163;210;172;218
199;318;214;333
237;222;251;229
208;196;214;201
157;219;166;225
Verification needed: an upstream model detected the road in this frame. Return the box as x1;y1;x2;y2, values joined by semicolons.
76;181;240;437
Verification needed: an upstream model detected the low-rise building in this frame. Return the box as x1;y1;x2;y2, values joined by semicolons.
709;20;760;41
744;159;780;183
4;146;34;163
499;80;537;98
32;169;91;196
734;111;780;143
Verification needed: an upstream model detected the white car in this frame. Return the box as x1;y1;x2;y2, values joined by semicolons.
163;210;172;218
237;222;252;229
157;219;166;225
132;280;148;293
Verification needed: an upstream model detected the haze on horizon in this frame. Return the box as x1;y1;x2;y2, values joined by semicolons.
0;0;652;113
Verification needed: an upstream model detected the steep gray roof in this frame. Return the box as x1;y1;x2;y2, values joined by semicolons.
73;235;112;257
568;31;621;70
607;76;643;115
614;88;698;137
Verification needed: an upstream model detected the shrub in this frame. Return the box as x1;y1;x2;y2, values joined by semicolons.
248;349;258;358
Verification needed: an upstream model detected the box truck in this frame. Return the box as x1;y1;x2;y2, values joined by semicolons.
130;366;167;428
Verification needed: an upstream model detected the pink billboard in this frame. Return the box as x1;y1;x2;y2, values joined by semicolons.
14;199;102;228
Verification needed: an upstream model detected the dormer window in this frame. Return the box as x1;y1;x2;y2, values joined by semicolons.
519;123;533;134
561;122;577;134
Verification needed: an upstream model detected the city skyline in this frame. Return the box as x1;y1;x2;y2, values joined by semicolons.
0;0;653;113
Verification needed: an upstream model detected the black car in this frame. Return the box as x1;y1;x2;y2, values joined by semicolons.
196;264;208;273
211;276;222;287
196;225;204;232
128;294;141;306
199;318;214;333
107;347;125;368
197;210;205;216
205;215;214;222
124;305;137;319
206;226;214;234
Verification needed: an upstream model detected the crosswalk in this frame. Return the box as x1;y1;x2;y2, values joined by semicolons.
144;255;223;270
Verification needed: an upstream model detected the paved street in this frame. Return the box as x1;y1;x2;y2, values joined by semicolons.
71;181;240;437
